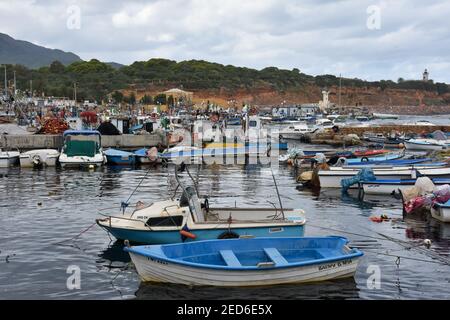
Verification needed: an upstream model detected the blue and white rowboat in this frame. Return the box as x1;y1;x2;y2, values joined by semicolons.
361;178;450;195
124;236;363;286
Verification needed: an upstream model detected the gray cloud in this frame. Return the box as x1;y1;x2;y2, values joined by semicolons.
1;0;449;82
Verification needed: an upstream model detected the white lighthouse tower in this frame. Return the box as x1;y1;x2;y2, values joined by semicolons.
319;90;330;111
423;69;429;82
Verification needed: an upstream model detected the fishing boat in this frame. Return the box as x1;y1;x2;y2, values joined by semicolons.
0;149;20;168
315;118;334;129
104;148;136;165
97;165;306;244
19;149;59;168
372;113;399;120
404;139;448;151
318;166;450;188
58;130;106;168
344;152;403;164
353;149;389;157
431;200;450;222
346;158;432;167
279;124;317;140
124;236;363;286
361;178;450;195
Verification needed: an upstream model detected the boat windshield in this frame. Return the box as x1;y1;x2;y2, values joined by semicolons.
180;186;205;222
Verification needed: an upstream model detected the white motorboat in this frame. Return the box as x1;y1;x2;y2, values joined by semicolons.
404;139;448;151
19;149;60;167
0;149;20;168
58;130;106;168
279;124;317;140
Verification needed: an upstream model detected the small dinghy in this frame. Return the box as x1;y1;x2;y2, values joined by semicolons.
431;200;450;223
19;149;59;168
104;148;136;165
125;236;363;286
0;149;20;168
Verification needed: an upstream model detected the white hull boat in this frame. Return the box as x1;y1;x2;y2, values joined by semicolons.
431;201;450;223
279;124;317;140
361;178;450;195
319;167;450;188
0;150;20;168
125;237;363;286
19;149;59;168
59;130;106;168
404;139;447;151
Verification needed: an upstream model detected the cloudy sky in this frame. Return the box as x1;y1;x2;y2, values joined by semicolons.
1;0;450;82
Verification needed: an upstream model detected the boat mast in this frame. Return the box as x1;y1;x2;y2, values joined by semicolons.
270;169;285;219
13;70;16;96
338;73;342;107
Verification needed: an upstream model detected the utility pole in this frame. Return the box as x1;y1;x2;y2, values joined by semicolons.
13;70;16;96
30;80;33;97
338;73;342;107
3;65;7;99
73;82;77;103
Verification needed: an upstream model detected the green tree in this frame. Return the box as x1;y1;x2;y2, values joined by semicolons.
167;95;174;106
140;94;153;104
154;93;166;105
125;92;136;105
49;61;65;74
112;91;124;103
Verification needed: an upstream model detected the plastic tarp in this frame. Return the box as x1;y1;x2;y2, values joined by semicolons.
341;168;376;193
404;183;450;214
414;176;435;196
287;148;305;159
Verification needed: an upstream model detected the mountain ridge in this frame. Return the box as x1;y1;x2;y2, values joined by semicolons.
0;32;82;68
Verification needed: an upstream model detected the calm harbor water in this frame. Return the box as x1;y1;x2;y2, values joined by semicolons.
1;160;450;300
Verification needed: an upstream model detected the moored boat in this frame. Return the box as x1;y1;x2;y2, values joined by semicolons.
97;165;305;244
404;139;448;151
431;200;450;222
104;148;136;166
19;149;59;168
58;130;106;168
318;166;450;188
0;149;20;168
361;178;450;195
124;236;363;286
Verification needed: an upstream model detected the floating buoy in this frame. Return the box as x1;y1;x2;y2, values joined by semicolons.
88;164;94;170
423;239;432;248
37;202;42;206
180;230;196;239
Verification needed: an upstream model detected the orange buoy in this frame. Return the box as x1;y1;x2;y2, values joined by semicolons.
180;230;197;239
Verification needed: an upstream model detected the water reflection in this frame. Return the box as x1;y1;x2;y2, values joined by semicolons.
135;278;360;300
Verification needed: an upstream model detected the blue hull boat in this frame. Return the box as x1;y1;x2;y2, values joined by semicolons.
104;148;136;165
125;236;363;286
345;152;403;164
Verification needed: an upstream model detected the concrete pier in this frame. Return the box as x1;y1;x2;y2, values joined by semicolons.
0;133;167;150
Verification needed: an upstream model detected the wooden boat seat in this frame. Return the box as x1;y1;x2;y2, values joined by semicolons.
219;250;242;267
263;248;289;266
